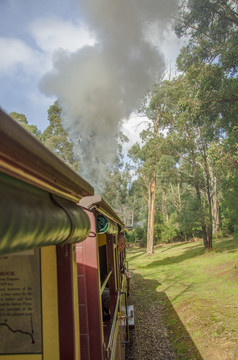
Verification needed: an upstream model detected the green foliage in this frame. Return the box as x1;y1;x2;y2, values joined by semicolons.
9;112;42;139
125;230;135;243
175;0;238;70
127;0;237;249
102;133;131;216
221;167;238;231
155;217;180;244
128;180;148;225
125;226;147;247
134;226;147;247
41;101;80;171
175;0;238;131
176;198;201;238
10;103;81;172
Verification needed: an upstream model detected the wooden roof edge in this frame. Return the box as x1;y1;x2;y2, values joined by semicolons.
0;108;94;200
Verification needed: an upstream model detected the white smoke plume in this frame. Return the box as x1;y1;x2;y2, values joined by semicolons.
39;0;178;191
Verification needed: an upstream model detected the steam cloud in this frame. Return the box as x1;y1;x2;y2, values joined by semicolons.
39;0;178;191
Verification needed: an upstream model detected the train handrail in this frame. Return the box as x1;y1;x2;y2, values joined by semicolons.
109;321;119;360
100;271;112;296
107;292;120;356
120;291;129;343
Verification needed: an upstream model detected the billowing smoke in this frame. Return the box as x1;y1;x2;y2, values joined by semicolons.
39;0;178;191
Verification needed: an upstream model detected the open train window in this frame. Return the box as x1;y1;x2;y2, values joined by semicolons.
99;244;108;283
99;245;111;324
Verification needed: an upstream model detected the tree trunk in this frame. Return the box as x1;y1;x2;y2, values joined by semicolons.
194;182;208;249
147;172;156;255
210;166;219;235
162;188;169;223
131;208;134;228
178;182;182;211
146;112;160;255
203;152;213;249
192;156;208;249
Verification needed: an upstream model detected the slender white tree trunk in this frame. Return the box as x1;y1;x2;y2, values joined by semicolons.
162;188;169;223
147;172;156;255
210;167;219;235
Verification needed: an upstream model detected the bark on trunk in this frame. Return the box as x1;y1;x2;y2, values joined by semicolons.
147;172;156;255
146;113;160;255
210;167;219;235
203;152;213;249
194;182;208;249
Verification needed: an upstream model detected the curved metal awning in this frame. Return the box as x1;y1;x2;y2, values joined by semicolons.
0;172;90;255
79;195;124;235
96;214;119;235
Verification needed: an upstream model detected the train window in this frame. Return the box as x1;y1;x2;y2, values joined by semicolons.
114;244;121;291
99;244;108;283
99;245;111;323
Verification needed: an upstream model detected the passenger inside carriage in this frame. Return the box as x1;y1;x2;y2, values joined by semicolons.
99;244;111;322
102;286;110;321
118;234;131;279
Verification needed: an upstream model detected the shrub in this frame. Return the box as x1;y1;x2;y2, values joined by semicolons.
125;230;135;243
133;226;147;247
155;218;180;243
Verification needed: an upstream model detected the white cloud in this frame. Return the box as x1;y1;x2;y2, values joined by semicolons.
0;37;46;76
27;88;55;108
160;28;187;66
0;16;96;132
0;17;95;78
29;16;96;54
122;113;149;151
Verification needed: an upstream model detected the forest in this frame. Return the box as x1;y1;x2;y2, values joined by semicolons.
9;1;238;254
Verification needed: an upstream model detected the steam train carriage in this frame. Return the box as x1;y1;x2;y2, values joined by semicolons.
0;109;133;360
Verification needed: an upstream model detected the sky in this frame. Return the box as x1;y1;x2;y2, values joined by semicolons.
0;0;185;187
0;0;95;130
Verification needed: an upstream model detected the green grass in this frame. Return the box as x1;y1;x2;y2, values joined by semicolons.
127;238;238;359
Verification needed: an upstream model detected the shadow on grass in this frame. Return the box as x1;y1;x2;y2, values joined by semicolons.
128;238;238;270
158;242;197;253
144;246;205;268
213;238;238;253
127;251;145;262
157;291;204;360
126;272;203;360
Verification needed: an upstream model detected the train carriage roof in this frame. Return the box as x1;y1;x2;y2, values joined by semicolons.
0;108;94;202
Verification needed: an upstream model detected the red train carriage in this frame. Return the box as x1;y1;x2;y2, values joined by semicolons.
0;109;133;360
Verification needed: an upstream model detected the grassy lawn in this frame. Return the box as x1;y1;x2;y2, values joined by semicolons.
127;237;238;360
